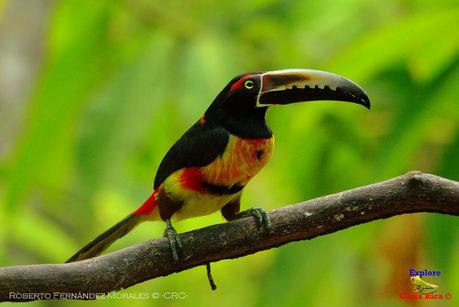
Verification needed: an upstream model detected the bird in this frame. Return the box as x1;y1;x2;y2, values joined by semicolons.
66;68;370;264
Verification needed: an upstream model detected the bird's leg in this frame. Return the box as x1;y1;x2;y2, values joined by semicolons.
163;218;182;263
221;199;272;233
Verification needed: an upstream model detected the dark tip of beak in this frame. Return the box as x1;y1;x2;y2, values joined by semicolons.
333;81;371;109
354;92;371;109
362;96;371;109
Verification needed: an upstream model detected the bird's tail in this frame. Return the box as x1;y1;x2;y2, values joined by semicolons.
66;192;159;263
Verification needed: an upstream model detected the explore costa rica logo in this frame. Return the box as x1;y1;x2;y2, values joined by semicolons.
399;268;452;301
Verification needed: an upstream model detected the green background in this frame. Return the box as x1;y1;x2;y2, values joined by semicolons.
0;0;458;306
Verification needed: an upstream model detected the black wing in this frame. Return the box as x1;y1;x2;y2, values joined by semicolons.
154;122;230;189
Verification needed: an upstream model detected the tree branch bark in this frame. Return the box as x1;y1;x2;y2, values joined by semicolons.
1;171;459;302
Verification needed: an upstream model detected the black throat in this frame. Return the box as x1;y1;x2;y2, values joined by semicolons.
205;106;272;139
224;107;272;139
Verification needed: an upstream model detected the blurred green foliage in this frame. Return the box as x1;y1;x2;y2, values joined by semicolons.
0;0;458;306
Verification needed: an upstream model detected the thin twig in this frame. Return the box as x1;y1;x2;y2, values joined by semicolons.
206;263;217;291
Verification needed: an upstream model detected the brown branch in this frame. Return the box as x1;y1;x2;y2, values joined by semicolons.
1;171;459;302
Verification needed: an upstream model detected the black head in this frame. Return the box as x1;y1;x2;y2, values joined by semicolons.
204;69;370;138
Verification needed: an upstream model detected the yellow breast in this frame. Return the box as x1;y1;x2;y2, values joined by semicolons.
201;135;274;186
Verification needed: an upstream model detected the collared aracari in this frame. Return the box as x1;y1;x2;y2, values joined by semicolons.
66;69;370;265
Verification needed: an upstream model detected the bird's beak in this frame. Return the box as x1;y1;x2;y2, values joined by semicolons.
257;69;370;109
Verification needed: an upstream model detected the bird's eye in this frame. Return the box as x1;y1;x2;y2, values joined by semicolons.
244;80;254;89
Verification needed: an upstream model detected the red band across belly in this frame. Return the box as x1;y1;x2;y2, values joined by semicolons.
179;167;244;195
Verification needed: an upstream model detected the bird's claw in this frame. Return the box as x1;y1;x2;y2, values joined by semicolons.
242;207;272;233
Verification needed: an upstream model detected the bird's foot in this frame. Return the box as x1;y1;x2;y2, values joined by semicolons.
164;219;182;263
237;207;272;233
